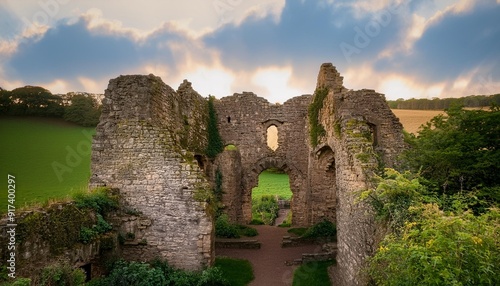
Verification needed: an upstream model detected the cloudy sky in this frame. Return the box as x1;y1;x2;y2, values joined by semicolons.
1;0;499;102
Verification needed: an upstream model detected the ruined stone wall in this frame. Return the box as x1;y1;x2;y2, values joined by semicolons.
214;93;311;226
89;75;213;270
313;64;405;285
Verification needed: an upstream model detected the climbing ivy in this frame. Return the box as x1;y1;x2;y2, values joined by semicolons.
205;96;223;158
308;88;328;147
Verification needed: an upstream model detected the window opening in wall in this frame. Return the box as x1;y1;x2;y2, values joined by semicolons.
267;125;279;151
251;168;292;226
368;123;378;147
227;116;231;123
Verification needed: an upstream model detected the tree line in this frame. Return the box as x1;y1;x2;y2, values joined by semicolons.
0;86;101;127
387;94;500;109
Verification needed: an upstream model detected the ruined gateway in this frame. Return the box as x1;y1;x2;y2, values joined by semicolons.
89;63;405;285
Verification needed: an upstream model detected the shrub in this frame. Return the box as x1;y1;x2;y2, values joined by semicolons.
36;264;85;286
302;220;336;241
73;187;118;215
215;214;240;238
215;257;254;286
236;225;258;237
293;260;334;286
252;195;279;225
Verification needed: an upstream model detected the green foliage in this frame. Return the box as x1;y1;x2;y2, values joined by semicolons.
4;86;64;117
89;259;230;286
78;214;113;244
403;106;500;197
252;195;279;225
215;214;240;238
224;144;238;150
214;257;254;286
360;169;424;234
63;94;101;127
368;206;500;286
302;220;337;241
292;260;334;286
73;187;118;215
308;88;329;147
205;96;223;158
0;278;32;286
236;224;258;237
388;94;500;110
36;264;85;286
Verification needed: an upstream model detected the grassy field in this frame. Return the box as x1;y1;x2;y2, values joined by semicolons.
0;117;95;212
252;170;292;200
391;109;444;134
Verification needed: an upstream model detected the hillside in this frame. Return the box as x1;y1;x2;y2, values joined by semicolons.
0;117;95;211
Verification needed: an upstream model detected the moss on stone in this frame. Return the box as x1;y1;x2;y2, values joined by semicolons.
308;88;329;147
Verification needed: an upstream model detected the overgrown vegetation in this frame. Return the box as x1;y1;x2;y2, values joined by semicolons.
0;86;101;127
286;220;337;241
215;214;258;238
308;88;329;147
72;188;118;244
37;263;86;286
214;257;254;286
205;96;223;158
87;259;230;286
292;260;335;286
251;195;279;225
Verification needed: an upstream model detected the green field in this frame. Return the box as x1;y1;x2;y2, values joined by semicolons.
251;170;292;200
0;117;95;212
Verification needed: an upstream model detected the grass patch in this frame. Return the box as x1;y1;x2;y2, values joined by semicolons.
292;260;335;286
287;227;308;237
215;257;254;286
252;170;292;200
0;117;95;212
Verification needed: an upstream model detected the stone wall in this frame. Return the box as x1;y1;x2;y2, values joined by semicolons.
0;202;112;280
89;75;213;270
214;93;312;226
313;64;406;285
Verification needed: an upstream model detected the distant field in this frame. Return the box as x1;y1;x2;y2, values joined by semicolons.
0;117;95;211
252;170;292;200
391;109;444;134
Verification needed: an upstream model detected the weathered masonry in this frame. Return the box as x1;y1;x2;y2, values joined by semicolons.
89;63;405;285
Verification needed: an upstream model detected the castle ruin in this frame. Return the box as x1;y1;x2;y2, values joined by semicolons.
89;63;406;285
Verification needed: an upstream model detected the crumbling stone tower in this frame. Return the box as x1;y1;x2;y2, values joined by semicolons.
89;63;406;285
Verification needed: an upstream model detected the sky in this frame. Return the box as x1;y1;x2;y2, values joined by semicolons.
1;0;499;103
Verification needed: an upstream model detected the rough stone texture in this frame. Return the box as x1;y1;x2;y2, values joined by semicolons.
0;203;110;280
87;63;405;284
89;75;213;270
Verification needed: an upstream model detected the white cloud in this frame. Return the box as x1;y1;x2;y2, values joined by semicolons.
251;66;306;103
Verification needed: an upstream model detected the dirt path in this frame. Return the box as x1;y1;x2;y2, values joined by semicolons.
216;225;322;286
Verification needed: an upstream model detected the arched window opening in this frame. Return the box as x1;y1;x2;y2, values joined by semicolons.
267;125;279;151
227;116;231;123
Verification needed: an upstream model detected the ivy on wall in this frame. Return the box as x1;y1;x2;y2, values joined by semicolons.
308;88;329;147
205;96;223;158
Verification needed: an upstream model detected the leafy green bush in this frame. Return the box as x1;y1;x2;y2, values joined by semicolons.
79;214;113;244
368;205;500;286
287;227;308;237
236;225;258;237
73;187;118;215
89;259;229;286
36;264;85;286
252;195;279;225
215;214;240;238
302;220;336;241
249;218;264;225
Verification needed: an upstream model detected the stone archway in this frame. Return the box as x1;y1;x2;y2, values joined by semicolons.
242;156;307;226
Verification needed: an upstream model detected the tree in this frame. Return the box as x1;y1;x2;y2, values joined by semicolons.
8;86;64;117
403;105;500;195
63;94;101;126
